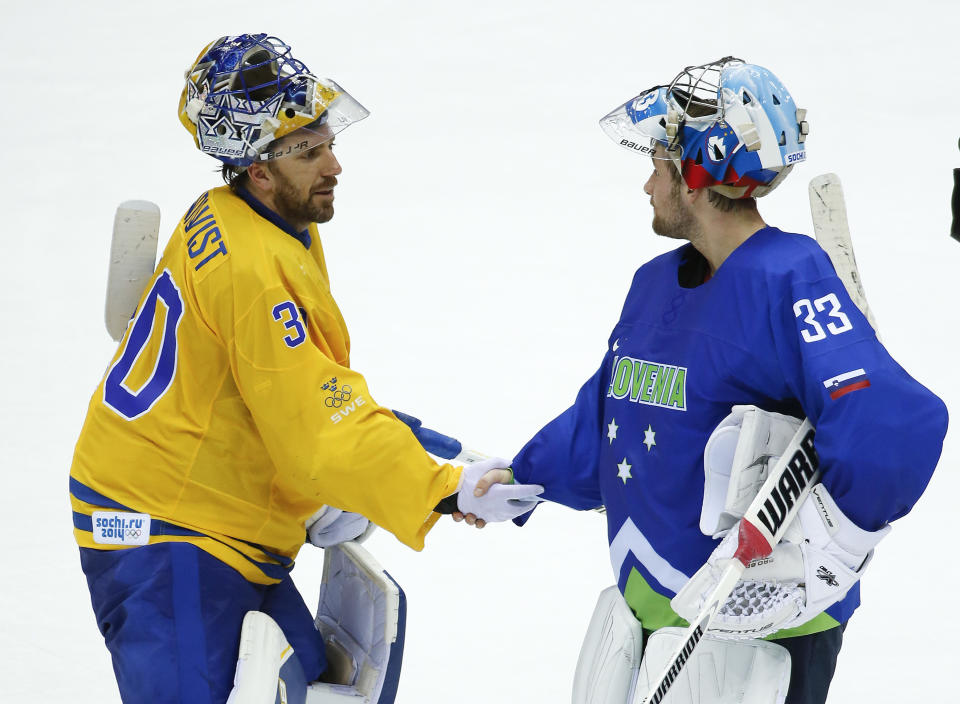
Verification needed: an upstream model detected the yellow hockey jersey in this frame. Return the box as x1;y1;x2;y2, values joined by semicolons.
71;185;462;583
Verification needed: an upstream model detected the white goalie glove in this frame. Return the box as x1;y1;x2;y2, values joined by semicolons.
455;457;544;522
673;406;891;640
306;506;374;548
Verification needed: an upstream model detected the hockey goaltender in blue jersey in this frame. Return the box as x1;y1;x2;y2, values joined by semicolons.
511;226;948;638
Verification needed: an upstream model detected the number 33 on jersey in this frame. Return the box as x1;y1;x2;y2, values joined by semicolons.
793;292;853;343
786;275;877;407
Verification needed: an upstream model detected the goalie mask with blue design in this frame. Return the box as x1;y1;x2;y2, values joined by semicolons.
178;34;369;167
599;57;809;198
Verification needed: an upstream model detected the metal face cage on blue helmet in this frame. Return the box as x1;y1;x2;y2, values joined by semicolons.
178;34;369;168
599;57;809;198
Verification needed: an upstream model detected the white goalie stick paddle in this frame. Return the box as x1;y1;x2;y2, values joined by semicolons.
634;174;877;704
105;200;161;341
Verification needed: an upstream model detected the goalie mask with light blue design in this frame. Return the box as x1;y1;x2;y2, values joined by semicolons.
178;34;369;168
599;57;809;198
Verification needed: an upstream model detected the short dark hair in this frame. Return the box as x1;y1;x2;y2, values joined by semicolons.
665;161;757;213
221;164;250;191
221;129;288;191
705;188;757;213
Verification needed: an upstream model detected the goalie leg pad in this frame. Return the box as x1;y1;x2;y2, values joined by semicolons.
572;586;644;704
227;611;308;704
309;541;406;704
228;542;406;704
637;629;791;704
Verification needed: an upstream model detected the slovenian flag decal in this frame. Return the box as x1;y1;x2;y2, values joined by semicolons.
823;368;871;400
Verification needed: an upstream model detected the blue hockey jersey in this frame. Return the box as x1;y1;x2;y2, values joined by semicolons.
512;227;948;636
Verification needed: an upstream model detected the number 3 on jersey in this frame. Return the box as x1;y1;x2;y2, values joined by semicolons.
272;301;306;348
793;292;853;343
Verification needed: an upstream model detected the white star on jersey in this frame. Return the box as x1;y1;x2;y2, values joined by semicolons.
643;424;656;451
607;418;619;444
617;457;632;484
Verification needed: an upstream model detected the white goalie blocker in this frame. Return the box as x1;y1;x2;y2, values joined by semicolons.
228;541;405;704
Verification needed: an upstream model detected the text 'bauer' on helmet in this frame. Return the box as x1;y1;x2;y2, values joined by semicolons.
599;57;810;199
178;33;369;168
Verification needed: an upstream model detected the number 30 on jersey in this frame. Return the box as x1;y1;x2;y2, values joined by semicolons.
103;270;183;420
793;292;853;343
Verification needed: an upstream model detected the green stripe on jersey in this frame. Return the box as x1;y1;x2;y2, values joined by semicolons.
623;568;688;631
765;612;840;640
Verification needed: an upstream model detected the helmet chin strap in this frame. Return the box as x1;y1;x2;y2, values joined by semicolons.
664;105;688;183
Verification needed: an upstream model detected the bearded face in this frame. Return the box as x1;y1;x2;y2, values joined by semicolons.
269;157;338;226
651;173;700;241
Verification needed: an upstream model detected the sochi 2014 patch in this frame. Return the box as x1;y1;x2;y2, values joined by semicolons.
91;511;151;546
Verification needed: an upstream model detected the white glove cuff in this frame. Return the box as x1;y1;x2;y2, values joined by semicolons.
801;484;891;560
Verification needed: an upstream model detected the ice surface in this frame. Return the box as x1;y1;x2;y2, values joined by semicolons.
2;1;957;702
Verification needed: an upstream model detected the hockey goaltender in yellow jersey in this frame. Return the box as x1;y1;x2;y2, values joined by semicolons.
70;185;462;583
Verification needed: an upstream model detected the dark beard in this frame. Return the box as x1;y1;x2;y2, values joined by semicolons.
273;171;335;225
652;181;699;240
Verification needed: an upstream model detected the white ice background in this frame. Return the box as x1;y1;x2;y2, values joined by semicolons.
1;1;957;702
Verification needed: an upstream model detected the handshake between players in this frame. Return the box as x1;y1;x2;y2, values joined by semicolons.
70;34;947;704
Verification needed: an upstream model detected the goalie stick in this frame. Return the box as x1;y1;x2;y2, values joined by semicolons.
808;173;878;329
105;200;161;341
633;173;878;704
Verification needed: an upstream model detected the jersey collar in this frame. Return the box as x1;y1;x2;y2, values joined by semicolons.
235;185;312;250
